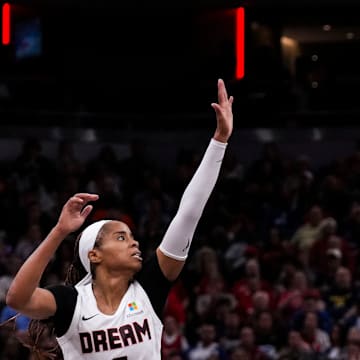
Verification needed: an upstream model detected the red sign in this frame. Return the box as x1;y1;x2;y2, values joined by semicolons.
2;2;10;45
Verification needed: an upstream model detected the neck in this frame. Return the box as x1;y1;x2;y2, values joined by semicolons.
92;272;132;315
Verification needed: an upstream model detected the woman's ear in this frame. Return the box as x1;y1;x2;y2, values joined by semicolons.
88;249;101;265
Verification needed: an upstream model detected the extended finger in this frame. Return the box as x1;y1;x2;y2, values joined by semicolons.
73;193;99;202
218;79;228;104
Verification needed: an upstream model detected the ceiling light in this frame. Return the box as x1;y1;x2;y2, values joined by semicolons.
312;128;322;141
254;129;274;142
311;81;319;88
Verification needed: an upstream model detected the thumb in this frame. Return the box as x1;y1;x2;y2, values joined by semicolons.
211;103;221;113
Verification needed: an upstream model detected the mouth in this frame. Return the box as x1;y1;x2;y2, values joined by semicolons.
132;251;143;261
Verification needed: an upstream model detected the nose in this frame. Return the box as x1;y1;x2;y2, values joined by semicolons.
131;238;140;248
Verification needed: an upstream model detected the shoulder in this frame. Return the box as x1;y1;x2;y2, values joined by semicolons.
46;284;78;337
46;284;78;300
136;253;173;288
135;253;173;319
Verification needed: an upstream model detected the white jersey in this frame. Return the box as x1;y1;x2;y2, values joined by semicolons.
56;281;163;360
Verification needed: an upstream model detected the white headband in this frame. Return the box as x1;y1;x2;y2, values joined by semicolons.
76;219;111;287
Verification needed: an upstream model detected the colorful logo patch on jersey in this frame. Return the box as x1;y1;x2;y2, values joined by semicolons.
128;301;138;311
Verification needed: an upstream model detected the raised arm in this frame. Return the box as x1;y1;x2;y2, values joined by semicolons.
6;193;98;319
156;79;234;281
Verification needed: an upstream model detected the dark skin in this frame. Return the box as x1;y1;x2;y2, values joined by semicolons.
6;78;234;319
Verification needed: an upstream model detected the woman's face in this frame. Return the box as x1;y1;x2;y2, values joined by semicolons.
91;221;142;276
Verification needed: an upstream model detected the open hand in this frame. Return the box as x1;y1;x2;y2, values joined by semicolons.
56;193;99;235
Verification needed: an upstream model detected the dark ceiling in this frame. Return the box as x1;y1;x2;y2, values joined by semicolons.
9;0;360;10
1;0;360;127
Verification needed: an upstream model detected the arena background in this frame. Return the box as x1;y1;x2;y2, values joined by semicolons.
1;0;360;359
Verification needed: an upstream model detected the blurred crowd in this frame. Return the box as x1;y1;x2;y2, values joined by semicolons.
1;136;360;360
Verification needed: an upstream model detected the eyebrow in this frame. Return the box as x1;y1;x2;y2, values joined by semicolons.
114;231;133;237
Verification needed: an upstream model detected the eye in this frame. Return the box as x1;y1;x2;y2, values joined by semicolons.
117;235;126;241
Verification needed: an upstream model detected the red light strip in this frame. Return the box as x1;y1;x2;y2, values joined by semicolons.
235;7;245;79
2;3;11;45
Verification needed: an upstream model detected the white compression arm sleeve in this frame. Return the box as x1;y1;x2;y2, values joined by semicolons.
159;138;227;260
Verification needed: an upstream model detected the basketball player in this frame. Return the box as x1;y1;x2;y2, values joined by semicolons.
6;78;234;359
